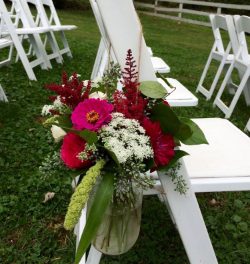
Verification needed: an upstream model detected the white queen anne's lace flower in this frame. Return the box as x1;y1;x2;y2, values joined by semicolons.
100;113;153;164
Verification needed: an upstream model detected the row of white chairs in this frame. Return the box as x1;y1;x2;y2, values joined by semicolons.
0;0;76;81
197;14;250;119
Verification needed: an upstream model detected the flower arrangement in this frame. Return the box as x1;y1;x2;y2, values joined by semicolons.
42;50;207;263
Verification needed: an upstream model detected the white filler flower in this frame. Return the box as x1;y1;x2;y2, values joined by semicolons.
100;113;153;164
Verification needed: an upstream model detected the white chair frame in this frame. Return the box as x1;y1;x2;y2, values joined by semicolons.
196;15;239;101
213;15;250;118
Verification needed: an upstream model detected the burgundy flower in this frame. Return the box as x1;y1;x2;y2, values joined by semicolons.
60;133;91;169
143;118;175;169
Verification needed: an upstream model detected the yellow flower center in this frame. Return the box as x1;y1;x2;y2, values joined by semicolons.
86;110;99;123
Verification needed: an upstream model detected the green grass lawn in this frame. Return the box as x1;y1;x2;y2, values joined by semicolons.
0;9;250;264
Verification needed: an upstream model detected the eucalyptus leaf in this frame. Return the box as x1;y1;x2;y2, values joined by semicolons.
179;118;208;145
75;171;114;264
139;81;167;99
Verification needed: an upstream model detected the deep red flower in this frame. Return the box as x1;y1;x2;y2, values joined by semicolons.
143;118;175;169
60;133;91;169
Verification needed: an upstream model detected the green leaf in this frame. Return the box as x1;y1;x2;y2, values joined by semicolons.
78;130;98;144
151;103;192;141
43;114;72;130
151;102;181;134
75;171;114;264
139;81;167;99
159;150;189;171
179;118;208;145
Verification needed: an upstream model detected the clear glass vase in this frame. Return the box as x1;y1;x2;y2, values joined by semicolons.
91;187;143;255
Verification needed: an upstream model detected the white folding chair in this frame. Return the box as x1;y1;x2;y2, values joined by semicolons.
196;15;239;101
90;0;196;107
213;15;250;118
37;0;76;59
0;0;48;80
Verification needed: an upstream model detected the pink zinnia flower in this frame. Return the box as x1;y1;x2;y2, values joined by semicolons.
71;98;114;131
143;118;175;170
61;133;91;169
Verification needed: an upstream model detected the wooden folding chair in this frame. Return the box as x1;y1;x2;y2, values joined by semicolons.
213;15;250;118
196;15;239;101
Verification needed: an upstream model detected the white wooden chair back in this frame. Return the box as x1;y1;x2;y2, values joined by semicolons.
91;0;197;106
234;15;250;63
210;14;239;56
95;0;156;82
40;0;62;27
213;15;250;118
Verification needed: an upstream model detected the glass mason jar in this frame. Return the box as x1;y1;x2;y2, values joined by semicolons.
90;187;143;255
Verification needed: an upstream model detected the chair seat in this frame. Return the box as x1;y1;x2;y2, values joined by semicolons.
151;56;170;73
158;77;198;107
181;118;250;179
49;25;77;32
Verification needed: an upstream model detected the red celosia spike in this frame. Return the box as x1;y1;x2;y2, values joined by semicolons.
45;72;90;109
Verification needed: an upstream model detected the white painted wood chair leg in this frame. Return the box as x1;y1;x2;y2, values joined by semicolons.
91;39;106;80
214;64;250;118
86;246;102;264
245;118;250;132
77;207;87;264
158;161;218;264
0;84;8;102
